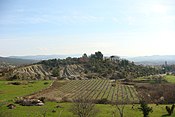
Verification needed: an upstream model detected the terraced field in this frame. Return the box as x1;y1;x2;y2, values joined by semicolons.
30;80;139;104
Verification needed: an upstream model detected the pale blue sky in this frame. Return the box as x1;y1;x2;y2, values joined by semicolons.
0;0;175;56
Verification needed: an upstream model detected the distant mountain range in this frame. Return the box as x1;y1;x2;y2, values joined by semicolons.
9;54;81;60
0;57;38;66
126;55;175;65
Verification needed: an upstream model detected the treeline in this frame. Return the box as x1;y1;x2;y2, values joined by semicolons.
162;64;175;74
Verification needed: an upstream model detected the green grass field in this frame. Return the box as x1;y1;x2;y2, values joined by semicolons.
0;102;175;117
0;80;52;102
164;75;175;83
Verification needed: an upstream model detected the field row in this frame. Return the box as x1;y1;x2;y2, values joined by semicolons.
55;79;139;103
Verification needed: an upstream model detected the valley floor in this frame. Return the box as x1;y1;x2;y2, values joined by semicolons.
1;76;175;117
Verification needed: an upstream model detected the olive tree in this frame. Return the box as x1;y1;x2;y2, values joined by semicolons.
138;100;153;117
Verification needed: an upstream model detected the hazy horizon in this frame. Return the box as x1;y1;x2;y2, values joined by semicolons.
0;0;175;56
2;53;175;59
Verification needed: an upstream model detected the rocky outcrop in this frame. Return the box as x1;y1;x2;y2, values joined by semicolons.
7;104;16;109
8;64;51;80
4;63;102;80
15;98;44;106
59;64;87;80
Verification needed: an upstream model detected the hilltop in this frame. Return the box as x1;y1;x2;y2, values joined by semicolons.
1;52;160;80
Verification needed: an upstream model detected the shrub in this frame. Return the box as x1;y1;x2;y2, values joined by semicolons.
96;98;109;104
44;82;49;85
111;84;116;87
166;106;171;115
166;104;175;115
138;100;153;117
9;82;22;85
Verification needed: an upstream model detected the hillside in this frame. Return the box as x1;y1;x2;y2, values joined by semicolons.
4;64;51;80
59;64;86;79
1;52;161;80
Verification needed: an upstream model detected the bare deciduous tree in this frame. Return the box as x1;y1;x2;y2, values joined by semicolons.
70;97;98;117
113;101;126;117
112;85;128;117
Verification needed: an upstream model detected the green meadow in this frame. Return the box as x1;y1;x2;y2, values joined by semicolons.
0;102;175;117
164;75;175;83
0;80;52;102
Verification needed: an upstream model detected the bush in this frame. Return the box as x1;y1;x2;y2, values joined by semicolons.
166;105;175;115
138;100;153;117
111;84;116;87
96;98;109;104
44;82;49;85
9;82;22;85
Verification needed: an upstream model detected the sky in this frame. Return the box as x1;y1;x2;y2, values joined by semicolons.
0;0;175;57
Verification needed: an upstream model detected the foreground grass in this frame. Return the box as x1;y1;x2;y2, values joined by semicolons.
0;80;52;102
0;102;175;117
164;75;175;83
1;80;175;117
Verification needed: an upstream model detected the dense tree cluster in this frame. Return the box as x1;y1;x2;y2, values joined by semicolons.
162;64;175;74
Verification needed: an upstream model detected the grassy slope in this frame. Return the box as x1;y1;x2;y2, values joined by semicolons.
164;75;175;83
0;80;52;102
